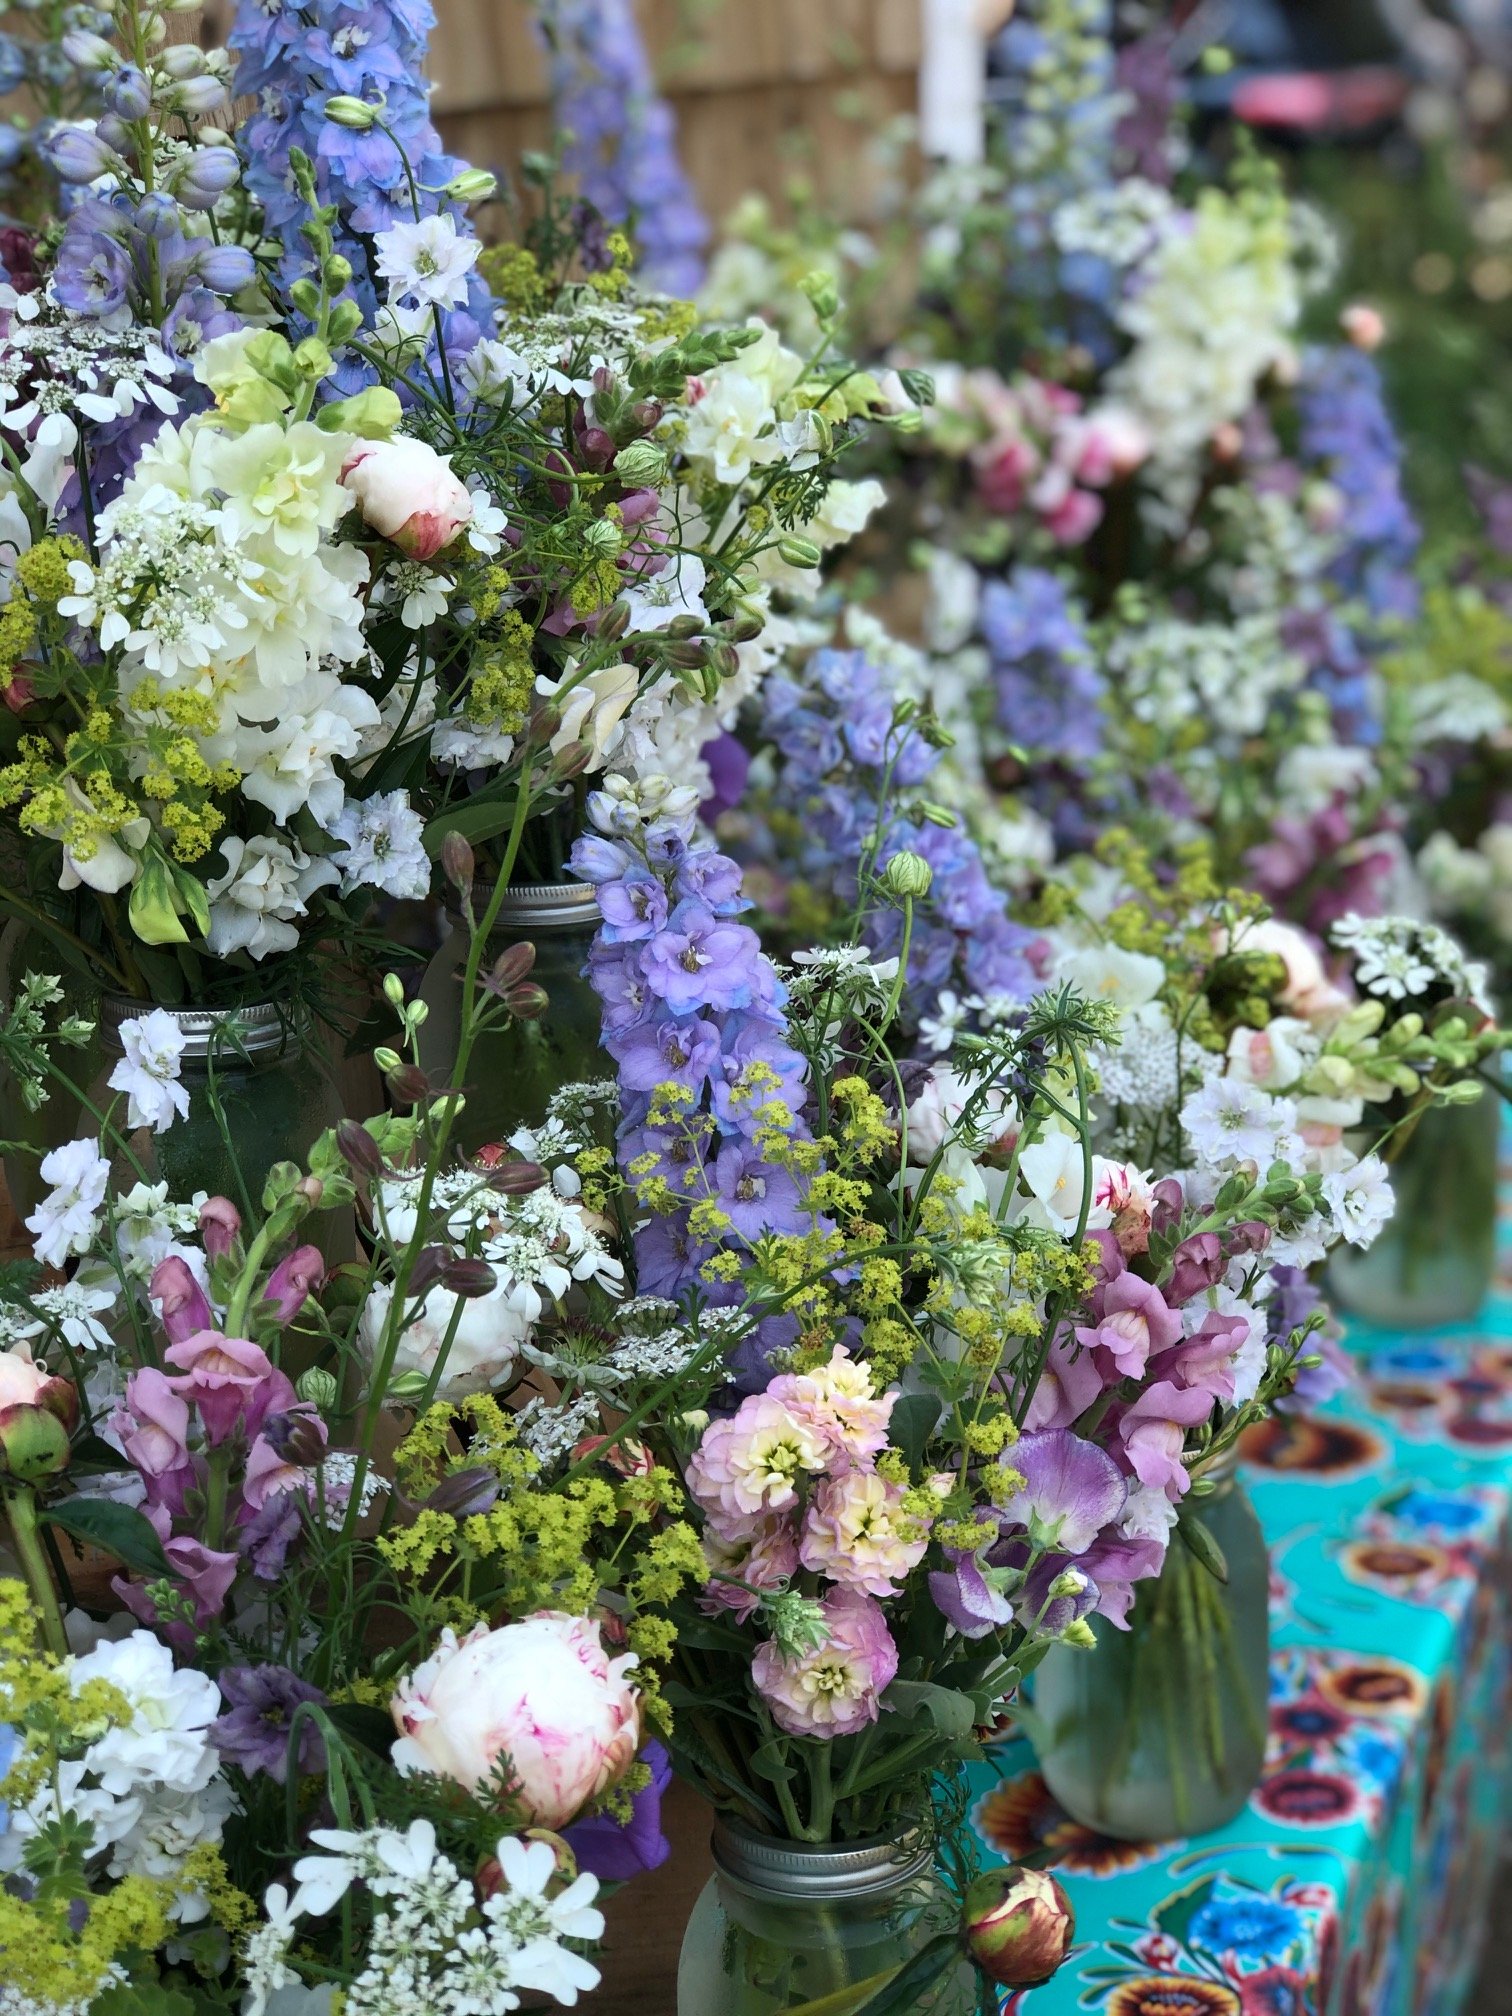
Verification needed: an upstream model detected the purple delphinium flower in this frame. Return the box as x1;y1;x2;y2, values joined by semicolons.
563;1739;672;1880
535;0;708;296
214;1664;327;1782
574;802;815;1313
755;647;1044;1031
1298;345;1420;623
229;0;492;341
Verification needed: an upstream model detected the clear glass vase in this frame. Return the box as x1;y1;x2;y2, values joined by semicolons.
1328;1088;1500;1328
676;1824;981;2016
417;879;605;1154
91;998;346;1215
1030;1458;1270;1842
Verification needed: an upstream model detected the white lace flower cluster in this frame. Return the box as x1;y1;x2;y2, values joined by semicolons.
1333;912;1494;1010
1107;613;1308;741
245;1821;602;2016
0;1631;231;1919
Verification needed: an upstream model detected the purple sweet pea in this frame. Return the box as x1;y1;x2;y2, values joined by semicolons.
1016;1551;1101;1637
996;1430;1127;1554
214;1664;326;1781
929;1527;1018;1639
1077;1529;1169;1629
563;1739;672;1880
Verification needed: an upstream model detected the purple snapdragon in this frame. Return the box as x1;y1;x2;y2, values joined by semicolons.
535;0;708;296
758;647;1043;1030
572;796;813;1312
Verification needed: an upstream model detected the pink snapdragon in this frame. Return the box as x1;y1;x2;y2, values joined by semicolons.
1113;1383;1215;1497
798;1470;931;1598
163;1330;290;1446
197;1195;242;1259
1089;1159;1157;1256
1075;1271;1183;1380
148;1255;214;1343
263;1245;324;1326
116;1366;193;1497
752;1588;899;1738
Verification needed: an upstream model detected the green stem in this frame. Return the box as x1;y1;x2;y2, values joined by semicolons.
6;1486;68;1658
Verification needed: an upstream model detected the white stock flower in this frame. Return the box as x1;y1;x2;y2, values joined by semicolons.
25;1138;110;1268
205;834;340;960
107;1008;191;1133
1321;1154;1395;1248
236;682;382;825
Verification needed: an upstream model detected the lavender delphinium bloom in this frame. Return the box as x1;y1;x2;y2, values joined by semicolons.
757;647;1043;1031
229;0;492;343
573;793;816;1315
214;1664;326;1782
1298;345;1420;622
535;0;708;296
981;569;1101;767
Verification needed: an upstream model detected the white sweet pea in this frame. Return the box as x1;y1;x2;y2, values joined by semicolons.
537;661;640;770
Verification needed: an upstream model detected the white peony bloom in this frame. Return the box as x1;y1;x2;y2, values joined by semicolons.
358;1277;530;1402
108;1008;191;1134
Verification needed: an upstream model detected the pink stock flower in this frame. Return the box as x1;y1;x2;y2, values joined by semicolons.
701;1514;800;1622
149;1254;214;1343
1075;1272;1183;1381
752;1588;898;1738
198;1195;242;1259
163;1330;289;1446
263;1245;324;1326
766;1345;895;1473
391;1613;642;1830
343;436;474;560
1114;1383;1215;1497
685;1394;829;1534
798;1471;931;1598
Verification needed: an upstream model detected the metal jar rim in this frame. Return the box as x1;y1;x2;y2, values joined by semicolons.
98;995;303;1065
450;878;599;934
710;1820;931;1904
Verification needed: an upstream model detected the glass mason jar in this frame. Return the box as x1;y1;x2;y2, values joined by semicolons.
417;879;605;1154
677;1823;980;2016
1328;1087;1501;1328
1031;1454;1270;1842
92;997;346;1213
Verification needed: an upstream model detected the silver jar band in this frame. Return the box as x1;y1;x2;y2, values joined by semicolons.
98;995;303;1065
711;1820;931;1904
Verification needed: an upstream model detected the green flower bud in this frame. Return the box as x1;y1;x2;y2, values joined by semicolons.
881;851;933;901
445;168;498;203
325;93;380;129
797;269;840;321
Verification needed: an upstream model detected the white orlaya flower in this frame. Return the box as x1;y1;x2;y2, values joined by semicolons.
205;833;340;960
484;1834;603;1999
14;1276;117;1354
107;1006;191;1133
242;1883;304;2016
465;483;508;555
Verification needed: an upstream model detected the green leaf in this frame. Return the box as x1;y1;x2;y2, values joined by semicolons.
748;1736;797;1785
421;794;521;857
1151;1874;1217;1954
322;1700;396;1760
92;1987;198;2016
1177;1513;1229;1583
882;1678;977;1740
887;1392;939;1475
851;1933;967;2016
42;1497;172;1580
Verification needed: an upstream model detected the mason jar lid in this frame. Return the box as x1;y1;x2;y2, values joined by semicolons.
99;995;302;1065
711;1820;931;1904
462;879;600;934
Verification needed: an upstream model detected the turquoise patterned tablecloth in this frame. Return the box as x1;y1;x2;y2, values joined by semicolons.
967;1167;1512;2016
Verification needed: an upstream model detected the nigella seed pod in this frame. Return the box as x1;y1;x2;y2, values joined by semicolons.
880;850;933;901
963;1866;1075;1987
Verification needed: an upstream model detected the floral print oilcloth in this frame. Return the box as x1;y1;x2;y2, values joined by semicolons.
966;1132;1512;2016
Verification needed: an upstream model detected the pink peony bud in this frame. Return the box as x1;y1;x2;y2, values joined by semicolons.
198;1195;242;1259
263;1245;325;1325
391;1613;642;1830
342;436;474;561
0;1344;77;1479
963;1865;1076;1987
149;1254;214;1343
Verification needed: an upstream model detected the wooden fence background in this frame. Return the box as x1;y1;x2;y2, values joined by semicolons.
428;0;923;227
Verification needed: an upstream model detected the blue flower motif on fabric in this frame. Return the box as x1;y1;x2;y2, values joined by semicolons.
1188;1890;1305;1961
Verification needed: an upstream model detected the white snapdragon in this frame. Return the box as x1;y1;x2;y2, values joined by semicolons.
107;1007;190;1133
